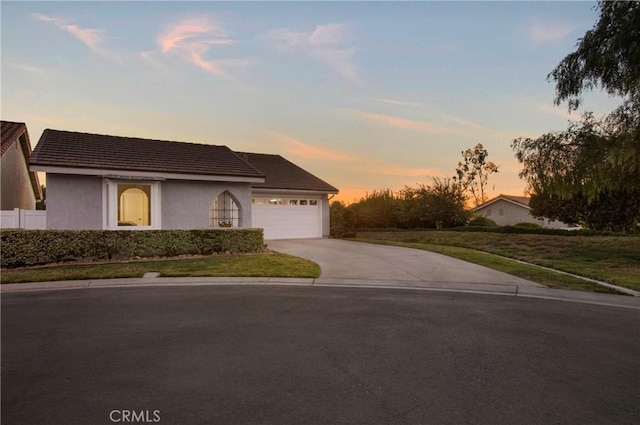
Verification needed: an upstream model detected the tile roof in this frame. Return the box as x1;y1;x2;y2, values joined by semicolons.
1;121;27;157
30;129;265;179
474;194;530;211
237;152;339;193
500;194;530;207
1;121;42;200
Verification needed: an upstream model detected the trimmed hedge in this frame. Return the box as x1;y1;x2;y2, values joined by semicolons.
1;229;264;268
354;226;631;237
468;216;498;227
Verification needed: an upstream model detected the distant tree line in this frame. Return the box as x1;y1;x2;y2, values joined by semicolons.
330;144;497;237
331;179;470;237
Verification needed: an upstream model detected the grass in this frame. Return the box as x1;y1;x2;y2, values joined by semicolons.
0;253;321;284
355;230;640;293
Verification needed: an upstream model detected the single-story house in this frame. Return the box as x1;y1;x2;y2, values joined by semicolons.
29;129;338;239
473;194;571;229
1;121;42;210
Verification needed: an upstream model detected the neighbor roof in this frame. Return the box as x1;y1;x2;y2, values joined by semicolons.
30;129;265;179
474;194;530;211
1;121;43;200
238;152;339;193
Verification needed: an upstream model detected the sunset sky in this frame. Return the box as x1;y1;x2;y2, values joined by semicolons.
2;1;618;203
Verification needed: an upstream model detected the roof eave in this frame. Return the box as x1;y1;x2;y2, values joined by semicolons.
29;164;266;184
474;196;530;212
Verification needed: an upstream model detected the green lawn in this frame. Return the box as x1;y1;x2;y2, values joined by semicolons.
356;231;640;292
0;253;320;284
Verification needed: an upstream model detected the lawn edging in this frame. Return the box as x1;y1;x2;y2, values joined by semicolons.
352;238;632;295
476;251;639;296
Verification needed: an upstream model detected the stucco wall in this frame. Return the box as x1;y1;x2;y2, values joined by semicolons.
321;194;330;237
46;174;103;229
45;175;253;230
161;180;252;229
476;199;536;226
475;199;568;228
1;140;36;210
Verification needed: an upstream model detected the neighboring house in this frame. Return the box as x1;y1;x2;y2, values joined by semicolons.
473;194;570;229
29;129;338;239
1;121;42;210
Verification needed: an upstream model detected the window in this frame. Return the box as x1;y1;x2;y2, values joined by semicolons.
499;208;504;216
309;200;318;206
252;197;266;205
268;198;279;205
104;180;161;230
289;199;298;205
300;200;308;205
487;209;492;216
210;191;239;228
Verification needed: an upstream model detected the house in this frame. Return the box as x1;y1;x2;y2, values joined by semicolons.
1;121;42;210
29;129;338;239
473;194;570;229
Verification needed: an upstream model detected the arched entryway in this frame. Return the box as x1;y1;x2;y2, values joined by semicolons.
209;191;241;228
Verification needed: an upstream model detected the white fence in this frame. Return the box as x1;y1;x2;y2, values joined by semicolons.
0;208;46;229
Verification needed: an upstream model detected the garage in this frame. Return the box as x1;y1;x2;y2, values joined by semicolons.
239;152;338;240
252;195;322;239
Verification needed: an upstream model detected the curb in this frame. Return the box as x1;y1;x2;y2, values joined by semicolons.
2;277;638;310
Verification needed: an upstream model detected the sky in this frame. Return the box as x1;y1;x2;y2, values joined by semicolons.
1;1;621;203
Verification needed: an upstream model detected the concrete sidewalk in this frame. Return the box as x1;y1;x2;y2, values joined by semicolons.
2;276;638;309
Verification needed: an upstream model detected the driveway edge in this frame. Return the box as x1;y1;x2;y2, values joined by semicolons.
2;277;638;309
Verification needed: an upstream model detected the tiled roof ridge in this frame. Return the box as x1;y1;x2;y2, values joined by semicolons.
499;194;530;206
41;128;229;149
229;150;267;175
237;151;338;193
1;119;27;126
1;121;27;155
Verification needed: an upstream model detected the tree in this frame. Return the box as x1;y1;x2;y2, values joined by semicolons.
398;178;469;229
454;143;499;207
548;1;640;111
330;200;357;238
545;0;640;197
36;185;46;210
528;190;640;232
513;0;640;230
348;189;401;229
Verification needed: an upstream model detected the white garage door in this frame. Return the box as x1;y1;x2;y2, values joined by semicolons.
251;196;321;239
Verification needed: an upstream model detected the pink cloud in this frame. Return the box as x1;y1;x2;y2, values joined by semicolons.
268;132;355;162
157;17;237;77
535;103;577;120
265;23;359;82
348;110;450;134
33;13;103;50
372;163;442;178
525;20;573;44
439;114;491;131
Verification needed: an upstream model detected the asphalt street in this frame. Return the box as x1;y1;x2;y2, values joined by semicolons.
2;286;638;425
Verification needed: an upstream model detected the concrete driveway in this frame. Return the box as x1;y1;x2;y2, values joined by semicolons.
268;238;543;287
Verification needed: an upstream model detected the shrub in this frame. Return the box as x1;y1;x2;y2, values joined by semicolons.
514;222;543;229
0;229;264;268
467;216;498;227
